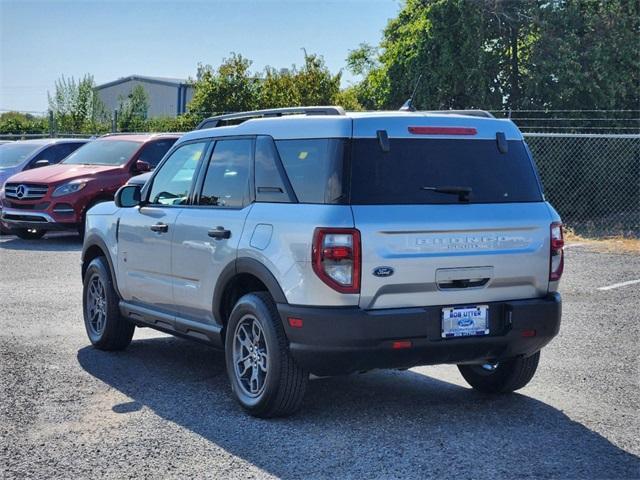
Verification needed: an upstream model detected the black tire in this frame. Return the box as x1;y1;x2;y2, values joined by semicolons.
14;228;46;240
225;292;308;418
82;256;134;351
458;351;541;393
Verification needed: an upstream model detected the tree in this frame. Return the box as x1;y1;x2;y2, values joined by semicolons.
258;53;343;108
350;0;639;112
188;53;260;119
118;85;149;132
47;74;106;133
0;112;47;135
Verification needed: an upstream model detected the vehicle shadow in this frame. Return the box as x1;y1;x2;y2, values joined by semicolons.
0;232;82;252
77;337;639;479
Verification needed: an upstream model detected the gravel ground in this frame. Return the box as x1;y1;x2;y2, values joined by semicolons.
1;233;639;479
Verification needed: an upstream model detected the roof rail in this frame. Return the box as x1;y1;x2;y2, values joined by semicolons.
196;106;346;130
422;110;495;119
99;132;182;138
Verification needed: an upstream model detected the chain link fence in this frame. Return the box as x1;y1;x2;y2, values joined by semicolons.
525;133;639;238
1;130;638;238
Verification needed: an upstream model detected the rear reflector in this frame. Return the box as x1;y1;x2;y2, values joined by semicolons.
522;329;537;337
392;340;412;349
408;126;477;136
288;317;303;328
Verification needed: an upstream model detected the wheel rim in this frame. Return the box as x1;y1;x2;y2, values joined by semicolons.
232;314;268;398
87;275;107;336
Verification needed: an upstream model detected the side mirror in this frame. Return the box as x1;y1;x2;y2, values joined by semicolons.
135;160;151;172
115;184;141;208
33;159;50;168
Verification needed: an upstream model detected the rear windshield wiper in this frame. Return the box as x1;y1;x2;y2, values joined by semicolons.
421;185;472;202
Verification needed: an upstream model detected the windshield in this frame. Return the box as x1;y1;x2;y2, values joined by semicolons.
0;144;40;169
349;138;543;204
63;140;140;166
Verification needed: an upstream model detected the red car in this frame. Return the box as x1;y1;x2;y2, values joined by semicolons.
0;134;179;239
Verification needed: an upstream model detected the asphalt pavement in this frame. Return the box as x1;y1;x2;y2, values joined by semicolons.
1;233;639;479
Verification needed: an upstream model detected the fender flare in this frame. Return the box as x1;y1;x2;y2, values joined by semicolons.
212;257;288;325
81;234;121;297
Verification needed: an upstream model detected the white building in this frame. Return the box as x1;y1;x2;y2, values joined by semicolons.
95;75;194;118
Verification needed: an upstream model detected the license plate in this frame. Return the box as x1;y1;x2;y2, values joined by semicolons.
441;305;489;338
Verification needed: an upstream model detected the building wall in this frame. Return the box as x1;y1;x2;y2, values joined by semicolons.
96;79;194;118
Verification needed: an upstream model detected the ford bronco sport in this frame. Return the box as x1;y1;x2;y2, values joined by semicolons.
1;134;178;239
81;107;563;417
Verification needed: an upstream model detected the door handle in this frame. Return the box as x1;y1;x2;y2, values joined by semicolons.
208;226;231;240
150;223;169;233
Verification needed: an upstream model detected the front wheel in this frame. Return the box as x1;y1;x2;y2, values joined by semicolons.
225;292;308;418
458;351;541;393
14;228;46;240
83;256;134;350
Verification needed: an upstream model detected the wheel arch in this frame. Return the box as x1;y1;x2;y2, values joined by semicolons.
214;257;287;330
81;235;121;297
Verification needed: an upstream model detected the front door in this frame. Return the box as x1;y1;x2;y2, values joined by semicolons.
117;141;209;315
171;138;254;324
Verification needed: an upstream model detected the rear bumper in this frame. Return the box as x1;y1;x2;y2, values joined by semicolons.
278;293;561;376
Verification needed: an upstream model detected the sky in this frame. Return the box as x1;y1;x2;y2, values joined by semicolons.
0;0;400;113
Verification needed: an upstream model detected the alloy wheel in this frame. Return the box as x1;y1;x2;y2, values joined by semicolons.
232;314;268;397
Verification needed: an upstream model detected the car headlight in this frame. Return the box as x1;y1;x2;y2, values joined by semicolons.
52;180;88;197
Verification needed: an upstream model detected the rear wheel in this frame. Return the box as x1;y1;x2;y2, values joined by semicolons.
225;292;308;418
458;351;540;393
82;256;134;350
14;228;46;240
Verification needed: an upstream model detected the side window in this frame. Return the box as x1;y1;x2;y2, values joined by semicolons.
137;139;177;168
255;136;295;203
199;139;252;208
148;142;207;206
31;143;82;166
275;139;346;203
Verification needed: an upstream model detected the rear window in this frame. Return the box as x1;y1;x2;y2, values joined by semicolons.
275;139;346;203
349;139;543;204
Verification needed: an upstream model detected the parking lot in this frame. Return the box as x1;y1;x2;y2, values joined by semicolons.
1;234;638;479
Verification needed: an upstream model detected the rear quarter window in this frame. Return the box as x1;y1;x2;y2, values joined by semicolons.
275;139;346;204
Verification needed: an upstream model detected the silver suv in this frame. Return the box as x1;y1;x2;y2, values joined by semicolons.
81;106;563;417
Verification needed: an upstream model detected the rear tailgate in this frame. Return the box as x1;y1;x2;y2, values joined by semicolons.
353;203;552;309
349;114;552;309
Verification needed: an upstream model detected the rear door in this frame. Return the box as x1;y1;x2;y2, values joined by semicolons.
171;137;253;324
349;122;553;310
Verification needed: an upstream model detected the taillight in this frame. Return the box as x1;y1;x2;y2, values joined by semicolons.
312;228;361;294
549;222;564;281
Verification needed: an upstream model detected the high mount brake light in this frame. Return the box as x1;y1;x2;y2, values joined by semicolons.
312;228;361;294
549;222;564;281
408;126;478;135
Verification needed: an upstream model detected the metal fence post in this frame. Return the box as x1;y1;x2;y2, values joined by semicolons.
48;110;55;138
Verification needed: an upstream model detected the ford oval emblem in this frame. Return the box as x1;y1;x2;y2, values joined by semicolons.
373;266;394;277
458;318;474;328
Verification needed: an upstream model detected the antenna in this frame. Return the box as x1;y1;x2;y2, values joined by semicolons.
399;73;423;112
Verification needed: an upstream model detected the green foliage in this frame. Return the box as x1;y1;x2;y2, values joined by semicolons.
188;53;261;118
355;0;639;111
47;74;107;133
117;85;150;132
189;52;357;118
0;112;48;135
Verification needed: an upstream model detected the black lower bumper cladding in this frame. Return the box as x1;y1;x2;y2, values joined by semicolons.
278;293;561;376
